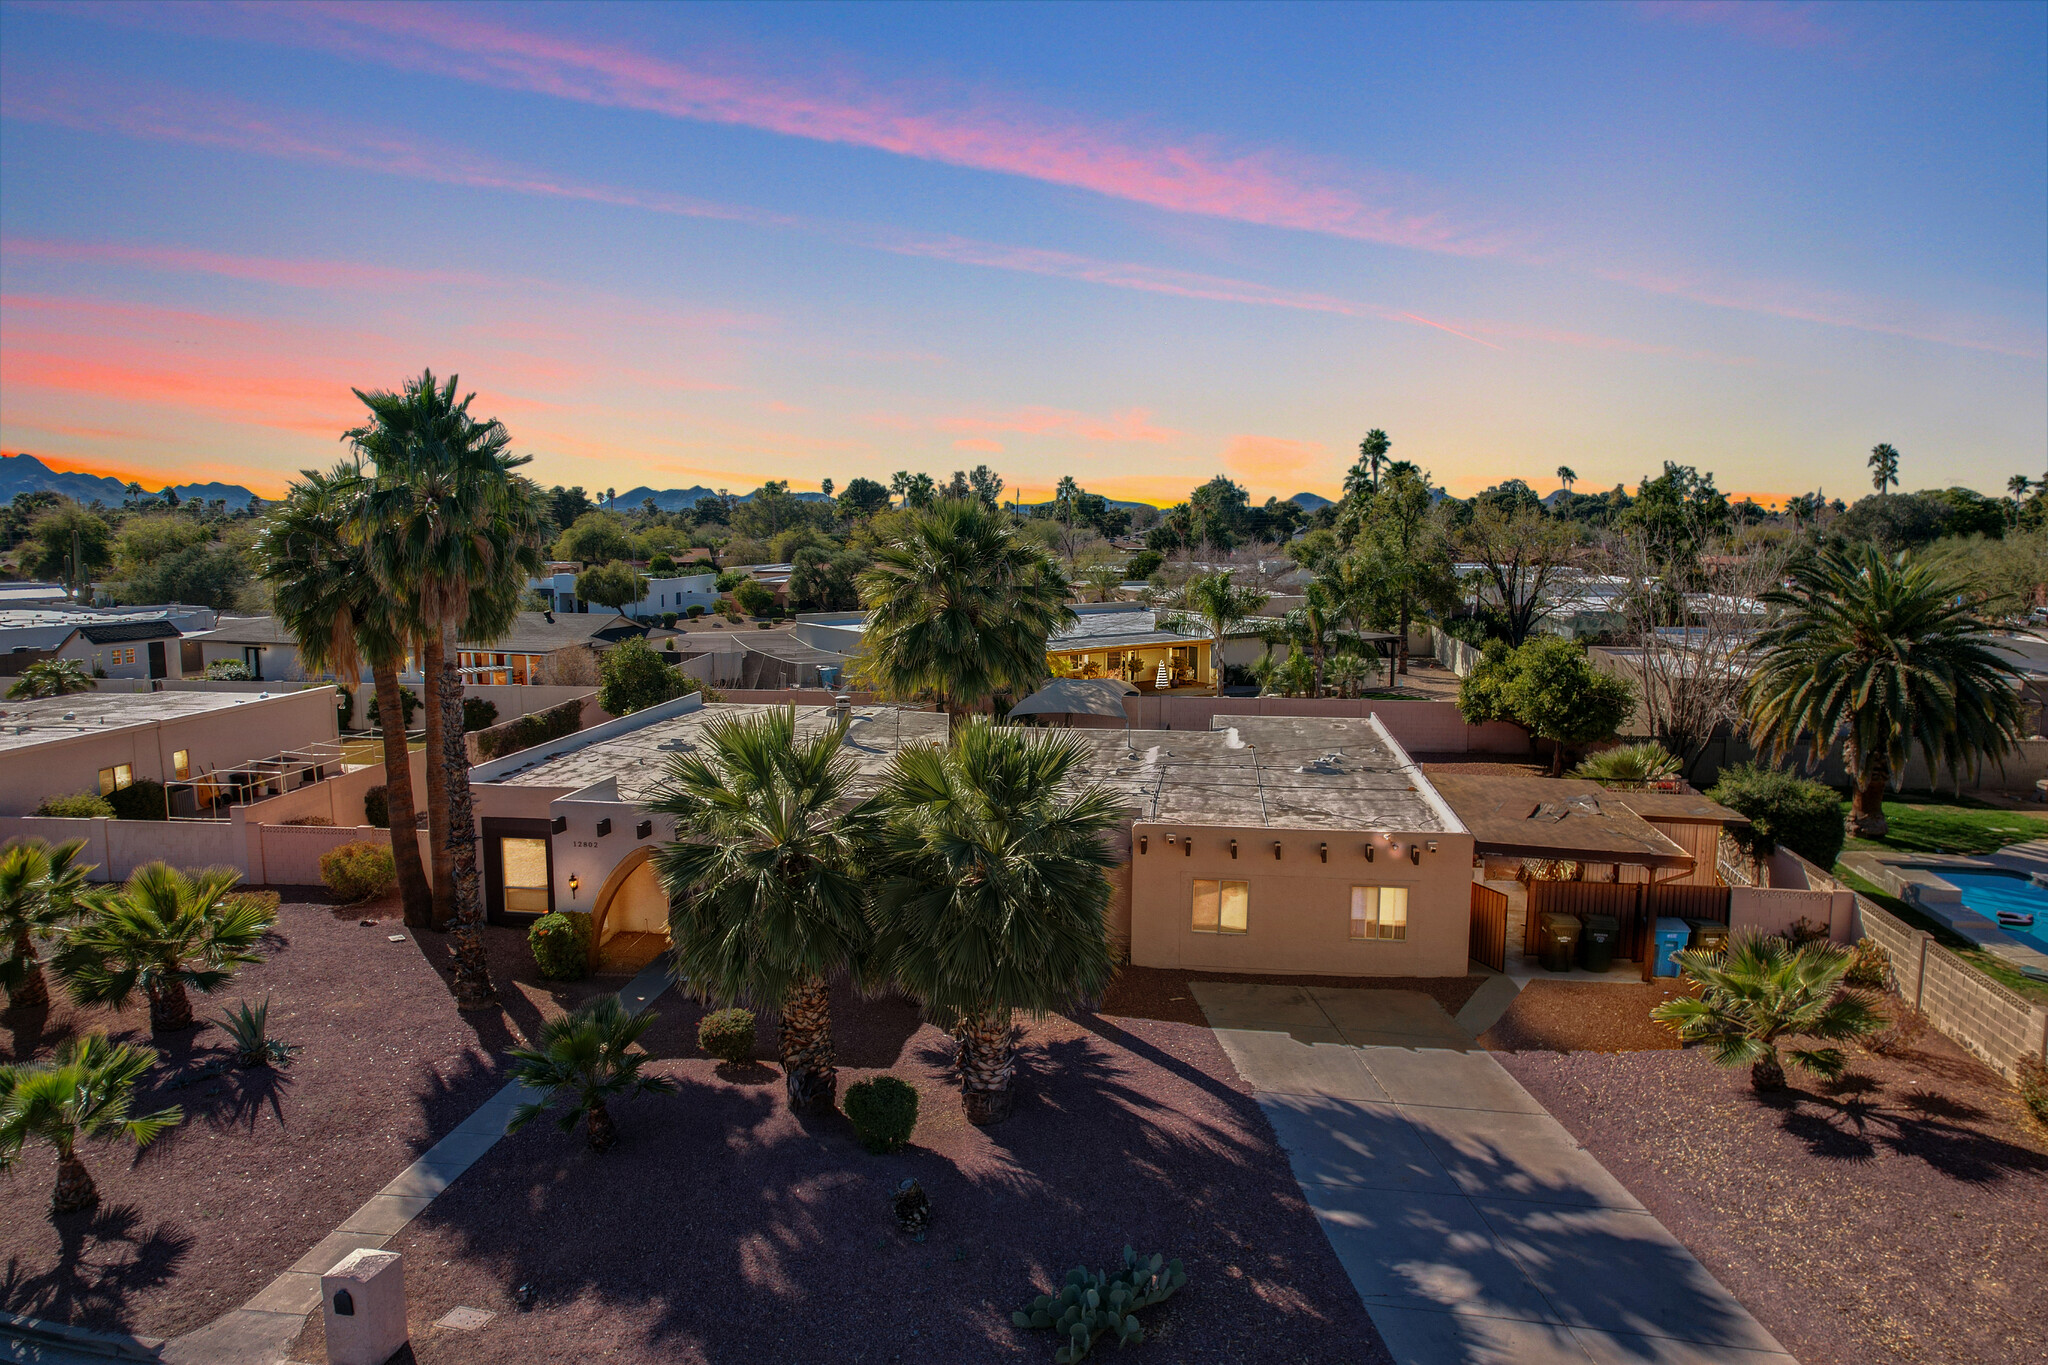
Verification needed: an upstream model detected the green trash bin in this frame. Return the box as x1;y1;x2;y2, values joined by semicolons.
1578;913;1620;972
1538;912;1582;972
1686;919;1730;954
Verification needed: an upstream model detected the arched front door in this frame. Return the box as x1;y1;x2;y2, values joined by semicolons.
589;846;671;973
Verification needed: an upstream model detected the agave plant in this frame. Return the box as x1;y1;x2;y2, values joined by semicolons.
0;838;93;1010
0;1034;182;1215
55;864;275;1032
215;996;301;1069
1651;933;1883;1091
1570;741;1682;788
506;996;676;1152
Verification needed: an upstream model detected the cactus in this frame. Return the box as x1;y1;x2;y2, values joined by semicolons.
1011;1246;1187;1361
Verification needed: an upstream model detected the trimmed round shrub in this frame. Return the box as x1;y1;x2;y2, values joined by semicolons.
527;912;589;980
661;611;679;629
844;1075;919;1154
363;784;390;829
106;778;169;821
698;1007;757;1065
1707;763;1846;870
685;604;705;619
320;839;396;902
37;791;114;818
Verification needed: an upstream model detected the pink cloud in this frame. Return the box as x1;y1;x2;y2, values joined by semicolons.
1219;435;1333;480
937;407;1183;445
951;437;1003;455
0;237;495;291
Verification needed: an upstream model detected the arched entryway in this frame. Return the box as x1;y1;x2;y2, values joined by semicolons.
588;846;671;974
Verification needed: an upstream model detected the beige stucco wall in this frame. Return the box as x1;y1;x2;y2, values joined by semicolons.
1128;820;1477;977
54;634;185;680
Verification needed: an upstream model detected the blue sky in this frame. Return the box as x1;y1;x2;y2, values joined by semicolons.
1;0;2041;504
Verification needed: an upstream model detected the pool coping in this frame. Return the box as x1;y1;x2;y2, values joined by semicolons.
1839;848;2048;979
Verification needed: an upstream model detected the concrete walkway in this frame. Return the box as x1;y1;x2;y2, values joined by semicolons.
1194;981;1795;1365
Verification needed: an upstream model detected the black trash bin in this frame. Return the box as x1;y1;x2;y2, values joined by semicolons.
1578;913;1620;972
1538;912;1582;973
1686;919;1731;954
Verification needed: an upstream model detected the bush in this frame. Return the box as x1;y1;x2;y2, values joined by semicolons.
698;1007;756;1065
281;815;334;827
1707;763;1845;870
528;912;589;980
1571;742;1681;788
734;579;776;617
685;604;705;619
462;696;499;732
844;1075;919;1154
473;698;585;760
661;611;679;629
36;791;114;818
363;784;389;829
367;685;420;730
205;659;252;680
319;840;396;902
2016;1056;2048;1130
1124;549;1164;581
106;779;169;821
1844;936;1892;990
598;637;689;717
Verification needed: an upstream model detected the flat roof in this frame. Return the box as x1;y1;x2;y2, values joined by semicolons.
0;688;319;753
1424;771;1695;868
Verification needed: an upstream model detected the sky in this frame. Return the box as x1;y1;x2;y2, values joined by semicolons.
0;1;2042;506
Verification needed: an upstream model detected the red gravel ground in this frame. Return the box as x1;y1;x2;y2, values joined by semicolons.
1103;966;1486;1027
0;894;512;1338
1497;1022;2048;1365
1478;979;1688;1053
289;971;1393;1365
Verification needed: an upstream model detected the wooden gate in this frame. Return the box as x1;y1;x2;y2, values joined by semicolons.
1526;879;1730;966
1469;882;1508;973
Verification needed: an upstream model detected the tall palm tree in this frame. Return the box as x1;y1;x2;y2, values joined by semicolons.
856;498;1074;722
1183;571;1269;684
1651;934;1881;1091
1867;442;1901;493
649;708;876;1112
1344;429;1391;500
870;721;1120;1125
259;463;431;927
506;996;676;1151
55;863;275;1033
0;1034;181;1214
350;371;544;1006
5;659;95;701
0;838;91;1010
1744;546;2025;837
1556;466;1577;494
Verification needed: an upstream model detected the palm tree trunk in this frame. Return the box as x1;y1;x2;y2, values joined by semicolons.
51;1150;97;1215
1749;1050;1786;1092
585;1100;616;1152
439;619;494;1011
147;976;193;1033
419;635;455;928
778;976;836;1112
372;661;432;930
7;930;48;1009
1849;739;1890;838
957;1008;1017;1126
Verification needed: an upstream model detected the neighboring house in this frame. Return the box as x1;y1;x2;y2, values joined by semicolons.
1;604;219;679
526;563;720;619
459;611;678;685
53;620;187;680
184;615;324;682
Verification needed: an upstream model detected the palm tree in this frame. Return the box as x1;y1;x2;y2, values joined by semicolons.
351;371;545;1004
856;498;1074;722
1651;934;1882;1091
870;721;1120;1125
259;463;432;928
0;838;92;1010
1867;442;1900;493
649;708;876;1112
1744;546;2025;837
1556;466;1577;494
5;659;96;701
0;1034;181;1214
1283;581;1340;698
1183;571;1270;683
1344;429;1390;500
54;863;274;1032
506;996;676;1151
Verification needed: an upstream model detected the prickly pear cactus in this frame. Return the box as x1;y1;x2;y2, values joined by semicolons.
1010;1246;1188;1361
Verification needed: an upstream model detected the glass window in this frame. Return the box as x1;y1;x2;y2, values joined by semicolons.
501;837;551;914
172;750;190;781
97;763;134;796
1192;879;1249;934
1351;886;1409;941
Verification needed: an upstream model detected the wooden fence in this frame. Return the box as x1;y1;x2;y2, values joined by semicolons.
1469;882;1508;973
1526;879;1730;973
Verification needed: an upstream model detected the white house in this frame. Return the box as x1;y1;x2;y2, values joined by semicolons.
527;563;720;619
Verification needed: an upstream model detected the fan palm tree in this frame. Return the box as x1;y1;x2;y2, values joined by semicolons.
1743;546;2025;837
54;863;274;1033
649;708;876;1112
1344;429;1391;500
0;1034;181;1214
1651;934;1882;1091
1867;442;1900;493
870;721;1121;1125
259;463;431;928
506;996;675;1151
5;659;96;701
855;498;1074;722
1184;571;1269;678
0;838;92;1010
1556;466;1577;494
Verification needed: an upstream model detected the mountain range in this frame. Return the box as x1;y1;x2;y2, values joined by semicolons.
2;453;263;510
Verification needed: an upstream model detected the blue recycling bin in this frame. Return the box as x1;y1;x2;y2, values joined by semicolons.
1652;917;1693;978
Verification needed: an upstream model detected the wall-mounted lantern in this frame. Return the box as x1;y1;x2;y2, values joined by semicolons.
1426;840;1439;854
1364;843;1375;862
1409;845;1422;865
1183;836;1191;857
568;874;581;899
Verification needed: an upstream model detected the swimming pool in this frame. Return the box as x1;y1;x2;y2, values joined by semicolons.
1939;871;2048;953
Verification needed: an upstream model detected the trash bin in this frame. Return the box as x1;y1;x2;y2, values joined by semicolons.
1578;914;1620;972
1652;916;1693;977
1686;919;1730;954
1538;912;1582;973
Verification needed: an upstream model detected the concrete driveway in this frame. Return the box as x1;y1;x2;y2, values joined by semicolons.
1193;981;1796;1365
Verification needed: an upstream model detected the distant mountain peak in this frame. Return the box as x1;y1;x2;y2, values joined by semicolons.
1;453;261;509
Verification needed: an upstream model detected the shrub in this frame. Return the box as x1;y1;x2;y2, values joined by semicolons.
2015;1056;2048;1130
1707;764;1846;870
473;697;584;759
205;659;252;681
1844;936;1891;990
528;912;589;980
1012;1247;1189;1361
685;604;705;619
734;579;776;617
363;784;389;829
281;815;334;827
598;637;689;717
319;840;396;902
661;611;679;629
37;792;114;818
215;996;300;1068
105;779;169;821
462;696;499;732
367;685;420;730
844;1075;919;1154
1571;742;1681;788
697;1007;756;1065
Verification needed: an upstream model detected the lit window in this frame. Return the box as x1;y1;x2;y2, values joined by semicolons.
97;763;134;796
501;837;552;914
1351;886;1409;941
1192;879;1249;934
172;750;190;780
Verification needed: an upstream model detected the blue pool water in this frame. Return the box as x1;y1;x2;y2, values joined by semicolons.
1940;871;2048;953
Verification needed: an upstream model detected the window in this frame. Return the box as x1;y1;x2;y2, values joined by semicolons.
1192;879;1249;934
172;750;190;781
125;648;136;665
1350;886;1409;941
97;763;134;796
500;837;552;914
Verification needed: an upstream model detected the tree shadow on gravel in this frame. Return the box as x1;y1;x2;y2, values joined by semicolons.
1;1002;63;1059
0;1202;193;1328
1759;1082;2048;1183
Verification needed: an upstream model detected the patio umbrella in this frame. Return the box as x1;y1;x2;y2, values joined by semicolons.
1006;677;1136;721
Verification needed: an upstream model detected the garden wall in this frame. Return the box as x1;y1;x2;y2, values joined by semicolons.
1723;848;1858;944
1431;629;1485;678
247;822;385;886
1853;892;2048;1083
0;814;242;879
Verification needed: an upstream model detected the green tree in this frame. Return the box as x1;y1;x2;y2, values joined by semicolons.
1458;637;1637;774
838;477;891;520
554;510;634;565
1344;429;1391;499
1347;468;1458;670
1556;466;1577;494
870;721;1120;1125
598;637;689;716
112;540;250;609
1457;505;1581;644
1705;764;1847;870
0;838;92;1009
576;560;648;612
789;544;867;611
506;996;676;1151
1744;546;2025;837
889;470;937;510
649;709;876;1112
734;578;777;617
0;1034;181;1214
1182;571;1270;661
1652;935;1882;1091
1622;463;1729;579
1868;442;1901;493
5;659;96;700
27;502;114;598
55;863;274;1033
1186;476;1252;550
856;498;1074;720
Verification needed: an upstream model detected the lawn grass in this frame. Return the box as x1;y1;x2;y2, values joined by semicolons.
1833;864;2048;1006
1840;794;2048;856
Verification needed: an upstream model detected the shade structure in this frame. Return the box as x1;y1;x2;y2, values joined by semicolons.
1007;677;1138;721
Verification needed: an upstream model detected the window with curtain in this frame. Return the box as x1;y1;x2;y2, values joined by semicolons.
1350;885;1408;941
1192;879;1249;934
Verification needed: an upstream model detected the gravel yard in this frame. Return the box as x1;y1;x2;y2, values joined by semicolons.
1478;978;1689;1053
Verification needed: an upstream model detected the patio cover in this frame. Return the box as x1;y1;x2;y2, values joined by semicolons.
1007;677;1139;721
1426;772;1696;871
